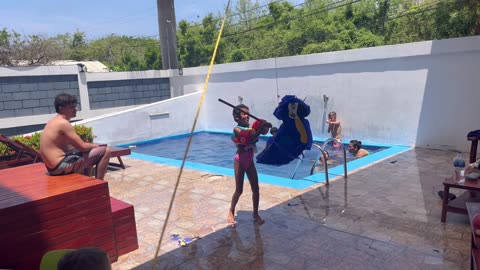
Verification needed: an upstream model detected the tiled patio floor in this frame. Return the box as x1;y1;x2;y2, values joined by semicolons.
107;148;471;270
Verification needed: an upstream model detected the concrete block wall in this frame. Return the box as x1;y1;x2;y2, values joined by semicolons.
0;66;172;136
0;75;80;119
88;78;170;109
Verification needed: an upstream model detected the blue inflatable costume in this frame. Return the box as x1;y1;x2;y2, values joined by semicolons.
256;95;313;165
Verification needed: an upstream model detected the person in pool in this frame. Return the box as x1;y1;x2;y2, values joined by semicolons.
348;140;369;158
227;104;272;226
326;111;341;147
318;151;337;166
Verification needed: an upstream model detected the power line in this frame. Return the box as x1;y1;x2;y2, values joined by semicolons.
222;0;469;39
224;0;309;30
178;0;308;35
91;0;472;57
387;0;469;21
227;0;289;19
106;0;357;49
223;0;359;38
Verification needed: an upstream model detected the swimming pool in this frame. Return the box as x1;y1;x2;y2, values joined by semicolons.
120;131;410;189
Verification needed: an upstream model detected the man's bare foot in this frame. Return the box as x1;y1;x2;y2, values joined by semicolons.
227;210;237;227
253;214;265;225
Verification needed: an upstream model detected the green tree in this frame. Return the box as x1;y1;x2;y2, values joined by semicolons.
0;28;14;65
86;35;159;70
70;31;87;60
2;0;479;69
227;48;251;62
143;46;162;70
115;51;142;71
0;29;66;66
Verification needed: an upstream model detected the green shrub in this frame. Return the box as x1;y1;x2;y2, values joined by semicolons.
0;142;9;155
74;125;94;143
13;132;41;150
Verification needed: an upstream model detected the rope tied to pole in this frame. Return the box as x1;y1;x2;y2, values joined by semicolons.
150;1;232;269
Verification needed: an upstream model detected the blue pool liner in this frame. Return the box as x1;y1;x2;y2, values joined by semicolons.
120;130;411;189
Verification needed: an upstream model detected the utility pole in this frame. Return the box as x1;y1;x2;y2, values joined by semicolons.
108;44;114;69
157;0;178;70
166;20;171;69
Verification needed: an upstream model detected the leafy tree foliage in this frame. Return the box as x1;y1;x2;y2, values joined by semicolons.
1;0;478;70
70;31;87;60
0;28;67;66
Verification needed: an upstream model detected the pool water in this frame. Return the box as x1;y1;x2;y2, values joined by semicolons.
127;132;388;180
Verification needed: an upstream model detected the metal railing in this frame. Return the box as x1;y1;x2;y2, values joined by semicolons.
309;143;330;185
321;138;348;177
290;154;306;180
291;138;348;185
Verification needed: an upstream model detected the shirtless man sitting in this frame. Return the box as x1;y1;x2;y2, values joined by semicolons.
39;93;111;180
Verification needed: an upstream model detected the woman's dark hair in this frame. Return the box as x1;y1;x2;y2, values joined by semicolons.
58;247;110;270
232;104;249;123
350;140;362;149
54;93;77;113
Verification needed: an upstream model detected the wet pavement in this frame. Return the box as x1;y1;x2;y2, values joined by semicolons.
107;148;471;270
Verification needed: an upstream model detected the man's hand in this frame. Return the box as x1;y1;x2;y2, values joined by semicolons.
465;165;480;176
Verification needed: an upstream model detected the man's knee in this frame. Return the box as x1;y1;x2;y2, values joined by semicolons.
103;146;111;158
95;146;110;160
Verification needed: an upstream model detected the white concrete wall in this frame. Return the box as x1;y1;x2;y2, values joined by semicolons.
165;36;480;151
76;92;207;145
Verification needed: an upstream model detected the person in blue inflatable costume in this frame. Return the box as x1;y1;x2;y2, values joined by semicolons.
256;95;313;165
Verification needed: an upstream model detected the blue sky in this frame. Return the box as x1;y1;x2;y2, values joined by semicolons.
1;0;303;40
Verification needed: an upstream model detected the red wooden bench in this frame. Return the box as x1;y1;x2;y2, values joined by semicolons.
466;203;480;270
0;163;137;270
110;197;139;256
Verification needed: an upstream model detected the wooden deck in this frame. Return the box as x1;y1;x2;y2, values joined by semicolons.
0;163;119;270
111;197;139;257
